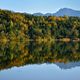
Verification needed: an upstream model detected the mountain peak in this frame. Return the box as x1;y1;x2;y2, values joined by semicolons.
54;8;80;16
58;8;76;12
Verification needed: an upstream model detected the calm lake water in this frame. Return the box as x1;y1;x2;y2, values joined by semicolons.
0;41;80;80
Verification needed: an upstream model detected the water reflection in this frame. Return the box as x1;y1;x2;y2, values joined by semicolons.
55;62;80;69
0;41;80;70
0;64;80;80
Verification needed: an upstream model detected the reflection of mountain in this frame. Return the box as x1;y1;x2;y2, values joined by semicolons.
55;62;80;69
0;41;80;70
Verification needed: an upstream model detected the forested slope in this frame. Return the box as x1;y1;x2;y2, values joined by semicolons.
0;9;80;42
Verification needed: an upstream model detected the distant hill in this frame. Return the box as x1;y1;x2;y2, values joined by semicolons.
33;13;44;16
33;8;80;17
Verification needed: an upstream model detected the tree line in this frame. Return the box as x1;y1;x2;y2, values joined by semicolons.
0;9;80;42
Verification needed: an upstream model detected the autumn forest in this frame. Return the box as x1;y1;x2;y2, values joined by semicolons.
0;9;80;42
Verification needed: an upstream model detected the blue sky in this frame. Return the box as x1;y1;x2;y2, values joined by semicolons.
0;0;80;13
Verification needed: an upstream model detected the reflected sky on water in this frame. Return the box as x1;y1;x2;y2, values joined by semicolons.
0;63;80;80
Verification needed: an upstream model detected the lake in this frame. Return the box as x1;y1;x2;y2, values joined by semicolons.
0;41;80;80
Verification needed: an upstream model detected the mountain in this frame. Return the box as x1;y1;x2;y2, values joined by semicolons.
54;8;80;16
33;8;80;17
44;13;52;16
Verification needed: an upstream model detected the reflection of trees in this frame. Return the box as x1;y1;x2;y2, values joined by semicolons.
0;41;80;70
